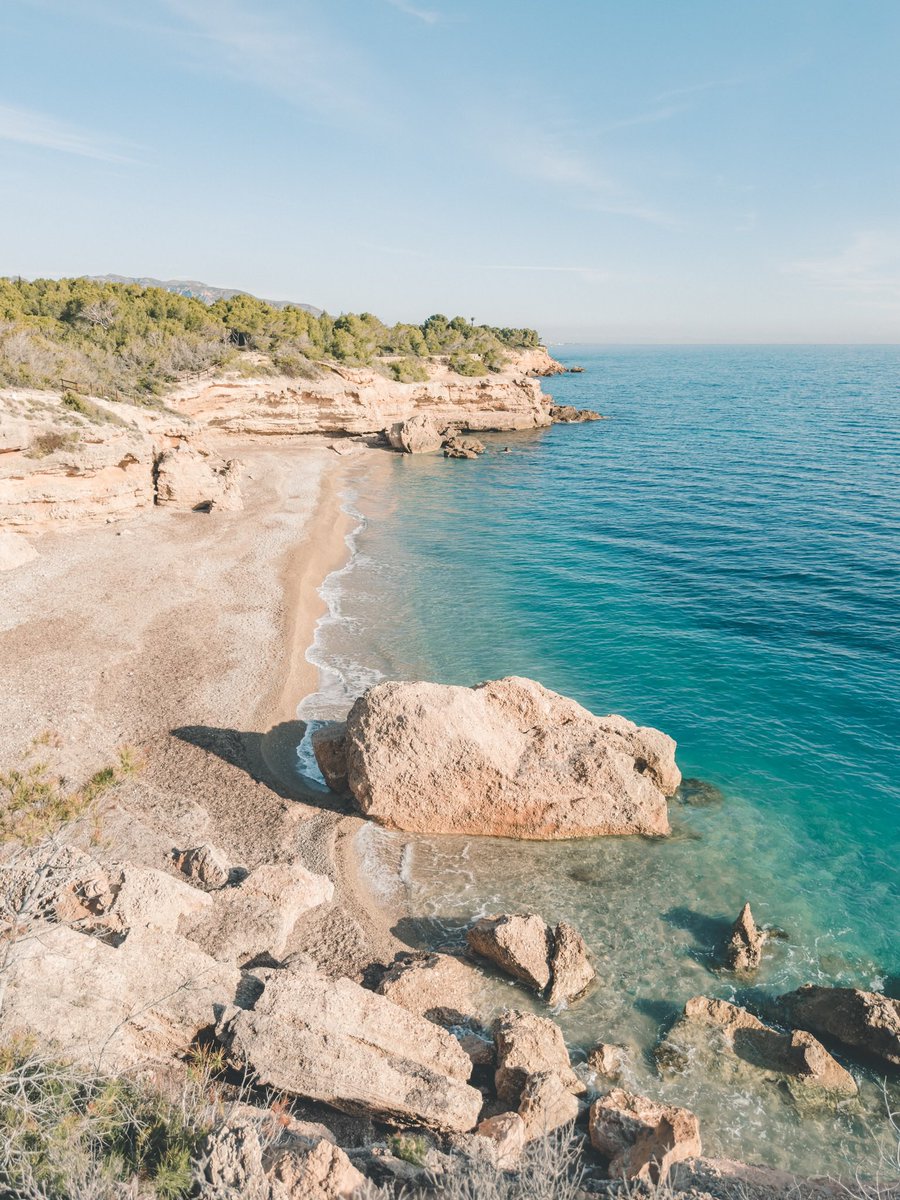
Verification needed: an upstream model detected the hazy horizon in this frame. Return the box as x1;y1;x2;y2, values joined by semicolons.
3;1;899;343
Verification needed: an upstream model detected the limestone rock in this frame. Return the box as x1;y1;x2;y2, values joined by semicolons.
268;1138;366;1200
311;723;350;792
189;862;333;964
589;1089;702;1183
724;902;767;974
154;442;243;511
779;985;900;1069
493;1010;584;1106
0;922;241;1069
517;1071;580;1139
467;914;552;993
0;529;38;570
547;921;596;1005
199;1119;267;1199
176;842;233;890
443;435;485;459
658;997;858;1100
475;1112;527;1169
386;415;443;454
376;951;482;1027
549;405;603;423
587;1042;630;1081
216;963;483;1132
320;677;680;839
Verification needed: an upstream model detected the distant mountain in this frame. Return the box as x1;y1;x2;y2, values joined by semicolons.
90;275;322;316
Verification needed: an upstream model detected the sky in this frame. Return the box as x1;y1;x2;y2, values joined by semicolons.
2;0;899;343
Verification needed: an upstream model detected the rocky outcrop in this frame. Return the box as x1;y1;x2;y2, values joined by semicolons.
0;921;241;1069
466;912;595;1005
443;435;485;459
724;902;767;974
492;1009;584;1106
216;963;483;1132
779;985;900;1069
657;997;858;1101
589;1089;702;1183
167;353;555;438
315;677;680;839
0;528;38;570
154;442;243;511
467;914;552;993
549;405;603;423
375;951;483;1028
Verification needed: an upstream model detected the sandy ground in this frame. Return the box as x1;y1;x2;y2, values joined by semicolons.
0;436;403;977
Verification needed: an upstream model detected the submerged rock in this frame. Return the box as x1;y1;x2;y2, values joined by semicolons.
658;996;858;1101
216;963;482;1132
588;1089;701;1183
779;985;900;1069
443;434;485;459
315;676;680;839
723;902;768;975
586;1042;631;1082
549;405;603;423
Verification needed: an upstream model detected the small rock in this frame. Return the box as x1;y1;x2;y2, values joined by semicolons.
476;1112;528;1169
549;405;602;423
589;1088;701;1183
586;1042;629;1081
493;1010;584;1107
175;843;232;891
724;902;767;974
267;1138;366;1200
467;913;552;993
547;921;596;1005
443;435;485;459
518;1071;580;1140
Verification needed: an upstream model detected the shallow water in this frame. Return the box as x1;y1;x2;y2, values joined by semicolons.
298;346;900;1176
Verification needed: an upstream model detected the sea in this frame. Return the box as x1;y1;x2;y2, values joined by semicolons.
297;345;900;1177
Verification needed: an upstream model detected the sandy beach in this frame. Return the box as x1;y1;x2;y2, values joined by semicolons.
0;436;402;978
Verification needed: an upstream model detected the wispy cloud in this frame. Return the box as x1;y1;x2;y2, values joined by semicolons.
0;102;136;162
162;0;373;119
784;232;900;307
384;0;441;24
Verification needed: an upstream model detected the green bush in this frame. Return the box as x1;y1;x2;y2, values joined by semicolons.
449;352;489;377
390;357;429;383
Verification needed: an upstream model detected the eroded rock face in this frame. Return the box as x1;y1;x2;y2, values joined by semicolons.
154;442;243;511
0;922;241;1069
311;723;350;793
658;997;858;1100
779;985;900;1069
317;677;680;839
376;951;482;1028
493;1010;584;1106
268;1138;366;1200
216;964;483;1132
467;914;552;993
724;902;767;974
589;1089;702;1183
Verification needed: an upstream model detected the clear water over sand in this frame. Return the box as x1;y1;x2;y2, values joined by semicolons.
300;346;900;1176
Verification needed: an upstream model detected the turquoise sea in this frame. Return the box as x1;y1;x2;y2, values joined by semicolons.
299;346;900;1176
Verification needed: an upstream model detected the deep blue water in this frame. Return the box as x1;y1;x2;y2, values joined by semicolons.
302;345;900;1171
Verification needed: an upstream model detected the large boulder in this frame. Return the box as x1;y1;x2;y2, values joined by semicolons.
779;985;900;1069
216;963;483;1133
547;920;595;1006
657;997;858;1101
588;1089;701;1183
154;442;243;511
316;677;680;838
492;1010;584;1106
517;1071;580;1139
0;922;240;1069
386;415;443;454
723;902;767;974
187;863;333;965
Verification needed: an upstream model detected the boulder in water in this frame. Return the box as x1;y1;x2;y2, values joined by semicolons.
315;677;680;839
723;902;768;974
779;985;900;1069
589;1089;701;1183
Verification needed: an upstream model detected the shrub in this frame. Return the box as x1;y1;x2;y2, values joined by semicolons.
26;429;81;458
391;357;429;383
449;353;489;377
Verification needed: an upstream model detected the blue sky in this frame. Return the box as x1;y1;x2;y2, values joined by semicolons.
2;0;899;342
